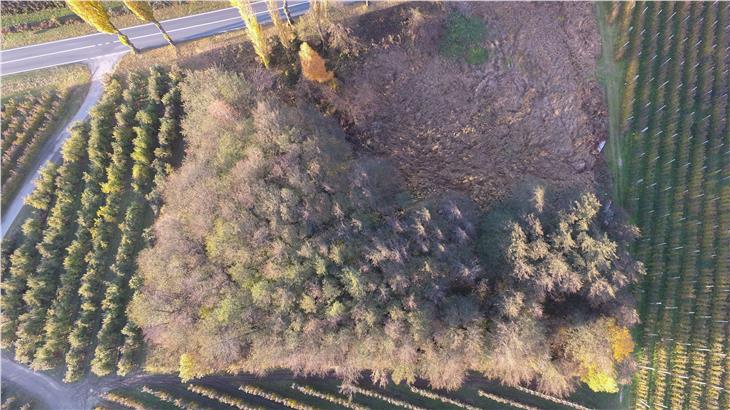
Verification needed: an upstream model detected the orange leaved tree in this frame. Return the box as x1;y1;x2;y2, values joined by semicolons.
299;42;333;83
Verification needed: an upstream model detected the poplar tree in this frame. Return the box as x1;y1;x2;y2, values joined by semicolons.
122;1;176;47
66;0;139;53
230;0;270;68
282;0;294;25
309;0;328;44
266;0;295;49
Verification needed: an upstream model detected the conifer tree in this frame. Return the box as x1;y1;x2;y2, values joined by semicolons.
0;215;43;348
14;124;88;366
24;163;59;213
122;1;175;47
66;0;139;53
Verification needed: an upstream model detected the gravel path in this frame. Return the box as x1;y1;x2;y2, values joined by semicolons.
2;356;88;409
1;354;300;410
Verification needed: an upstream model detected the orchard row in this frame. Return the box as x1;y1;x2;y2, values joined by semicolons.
1;89;74;210
0;65;183;382
612;2;729;409
97;380;559;410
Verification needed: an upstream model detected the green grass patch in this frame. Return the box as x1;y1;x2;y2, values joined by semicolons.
594;2;630;206
1;5;75;28
440;12;488;65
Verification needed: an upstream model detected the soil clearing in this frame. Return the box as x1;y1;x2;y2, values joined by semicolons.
116;1;610;209
318;1;607;208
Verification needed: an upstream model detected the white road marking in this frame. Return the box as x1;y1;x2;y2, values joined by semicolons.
1;1;307;67
1;43;100;64
0;6;241;52
0;51;129;78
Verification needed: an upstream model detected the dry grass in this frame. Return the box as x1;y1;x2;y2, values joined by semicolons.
115;29;249;74
117;1;608;211
115;1;378;75
1;63;90;102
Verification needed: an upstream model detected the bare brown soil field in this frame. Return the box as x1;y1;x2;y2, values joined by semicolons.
123;2;608;209
122;2;608;207
312;2;607;207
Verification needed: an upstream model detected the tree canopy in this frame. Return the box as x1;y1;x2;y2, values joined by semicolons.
130;68;642;396
479;183;643;395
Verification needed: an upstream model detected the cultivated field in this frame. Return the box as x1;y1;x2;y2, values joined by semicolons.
1;64;90;211
96;375;599;410
607;1;729;409
0;66;183;382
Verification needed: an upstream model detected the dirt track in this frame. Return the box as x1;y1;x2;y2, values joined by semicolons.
2;356;89;409
1;355;301;410
1;55;122;239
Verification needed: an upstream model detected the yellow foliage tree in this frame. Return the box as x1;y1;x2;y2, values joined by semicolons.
558;317;628;394
179;353;201;382
299;42;334;83
266;0;295;49
607;319;634;361
581;365;619;393
66;0;139;53
311;0;329;19
282;0;294;25
230;0;270;68
122;1;176;47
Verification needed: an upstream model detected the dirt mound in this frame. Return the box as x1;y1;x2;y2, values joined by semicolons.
324;2;606;207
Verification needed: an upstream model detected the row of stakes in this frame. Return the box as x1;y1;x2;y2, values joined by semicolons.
612;6;729;377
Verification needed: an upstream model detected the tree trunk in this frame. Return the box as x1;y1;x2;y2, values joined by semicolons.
117;33;140;54
155;22;176;47
283;0;293;26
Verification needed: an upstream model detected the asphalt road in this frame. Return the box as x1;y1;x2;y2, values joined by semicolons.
0;1;310;76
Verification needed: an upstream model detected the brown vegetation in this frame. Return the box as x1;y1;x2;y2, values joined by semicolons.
299;42;334;83
1;0;636;402
130;67;640;396
315;2;607;207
